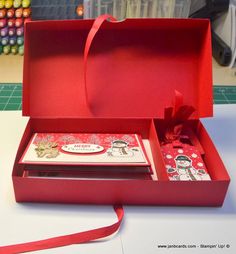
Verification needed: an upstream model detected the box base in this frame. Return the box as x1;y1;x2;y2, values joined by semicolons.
12;118;230;206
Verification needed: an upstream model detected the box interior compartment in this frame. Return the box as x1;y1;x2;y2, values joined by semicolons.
12;118;230;205
13;118;169;181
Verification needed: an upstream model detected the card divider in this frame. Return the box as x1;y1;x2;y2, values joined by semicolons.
149;119;169;181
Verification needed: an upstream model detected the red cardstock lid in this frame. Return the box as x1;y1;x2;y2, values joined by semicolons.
23;18;212;118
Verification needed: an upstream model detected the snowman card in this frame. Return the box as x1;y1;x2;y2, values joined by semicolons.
161;143;211;181
20;133;151;168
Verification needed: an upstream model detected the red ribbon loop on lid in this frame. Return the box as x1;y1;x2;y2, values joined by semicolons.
84;14;118;110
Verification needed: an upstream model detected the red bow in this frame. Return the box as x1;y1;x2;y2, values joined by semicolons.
164;90;195;143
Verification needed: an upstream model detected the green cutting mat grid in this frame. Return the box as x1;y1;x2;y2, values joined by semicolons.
214;86;236;104
0;84;236;111
0;84;22;110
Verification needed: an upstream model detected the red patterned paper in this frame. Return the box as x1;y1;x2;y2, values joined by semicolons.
20;133;149;166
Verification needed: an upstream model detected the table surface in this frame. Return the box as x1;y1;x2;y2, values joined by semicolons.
0;105;236;254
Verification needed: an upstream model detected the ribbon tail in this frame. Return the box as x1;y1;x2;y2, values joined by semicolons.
0;205;124;254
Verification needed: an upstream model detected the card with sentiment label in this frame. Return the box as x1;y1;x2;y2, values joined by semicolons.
20;133;151;168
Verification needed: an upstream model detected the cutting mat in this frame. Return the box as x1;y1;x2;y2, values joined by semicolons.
0;84;236;111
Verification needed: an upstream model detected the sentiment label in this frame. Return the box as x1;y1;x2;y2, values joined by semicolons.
61;143;104;154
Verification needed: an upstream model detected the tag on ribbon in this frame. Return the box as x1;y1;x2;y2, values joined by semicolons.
161;91;210;181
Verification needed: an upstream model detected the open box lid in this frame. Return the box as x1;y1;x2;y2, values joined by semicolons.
23;18;212;119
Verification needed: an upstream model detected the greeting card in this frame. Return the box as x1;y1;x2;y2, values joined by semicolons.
20;133;150;168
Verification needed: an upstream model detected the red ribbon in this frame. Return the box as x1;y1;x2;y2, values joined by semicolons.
84;14;117;109
0;205;124;254
164;90;195;143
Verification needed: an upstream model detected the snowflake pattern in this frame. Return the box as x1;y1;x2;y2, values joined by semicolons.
87;134;101;144
59;135;78;144
121;135;135;144
104;136;117;144
33;133;140;150
34;134;54;144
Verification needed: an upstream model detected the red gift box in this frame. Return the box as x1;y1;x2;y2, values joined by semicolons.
12;18;230;206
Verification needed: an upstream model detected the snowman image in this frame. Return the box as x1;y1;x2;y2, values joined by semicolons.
107;140;134;157
168;155;209;181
